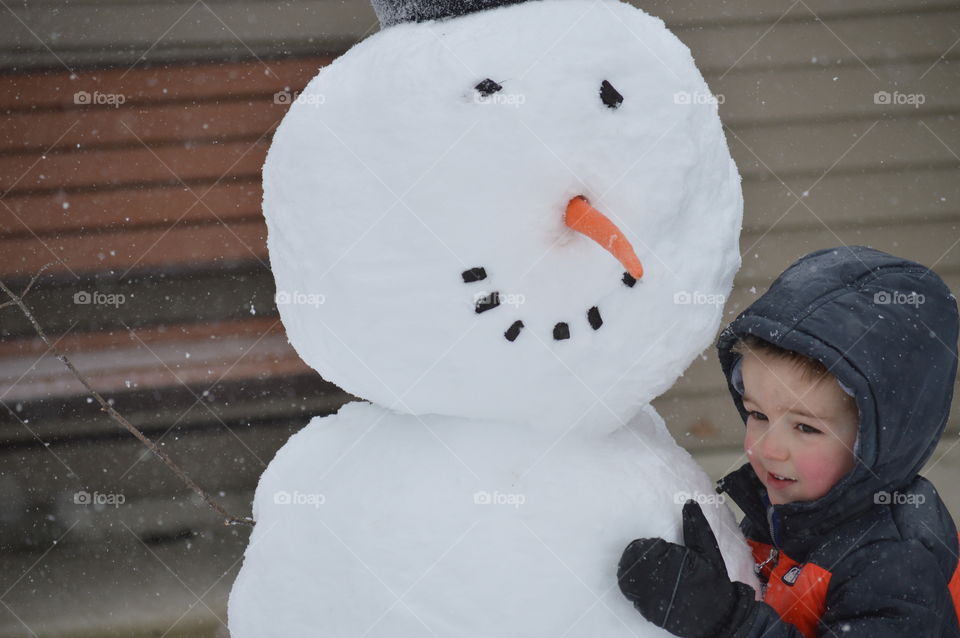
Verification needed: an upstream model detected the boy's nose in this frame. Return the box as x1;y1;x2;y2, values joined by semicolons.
758;425;789;462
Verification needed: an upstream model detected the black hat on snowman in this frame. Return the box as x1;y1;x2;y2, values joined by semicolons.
371;0;529;28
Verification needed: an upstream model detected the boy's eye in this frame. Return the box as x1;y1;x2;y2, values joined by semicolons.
747;410;768;422
797;423;821;434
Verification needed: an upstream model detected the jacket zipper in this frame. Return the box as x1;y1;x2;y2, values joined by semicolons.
755;507;780;597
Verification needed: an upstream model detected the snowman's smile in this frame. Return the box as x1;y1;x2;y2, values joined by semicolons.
462;196;643;342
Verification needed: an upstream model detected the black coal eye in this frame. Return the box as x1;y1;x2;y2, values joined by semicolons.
475;78;503;97
461;267;487;283
600;80;624;109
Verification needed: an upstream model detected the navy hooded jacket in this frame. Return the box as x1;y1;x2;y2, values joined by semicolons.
714;246;960;637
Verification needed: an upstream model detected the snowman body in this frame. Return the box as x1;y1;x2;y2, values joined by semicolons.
230;1;755;635
230;403;753;637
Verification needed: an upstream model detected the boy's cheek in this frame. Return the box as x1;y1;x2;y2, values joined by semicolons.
793;453;846;497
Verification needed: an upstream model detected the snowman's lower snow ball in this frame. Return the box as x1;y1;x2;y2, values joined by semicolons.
229;0;756;635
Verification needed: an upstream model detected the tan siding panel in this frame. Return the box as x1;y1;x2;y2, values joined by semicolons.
1;218;267;276
0;2;371;66
0;182;262;238
728;115;960;179
0;99;288;153
736;219;960;282
714;60;960;126
636;0;959;25
0;57;329;110
0;138;268;192
679;9;960;73
0;318;290;401
743;167;959;233
5;0;955;70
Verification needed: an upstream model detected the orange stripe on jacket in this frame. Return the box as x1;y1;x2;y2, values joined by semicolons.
750;534;960;634
748;539;831;638
950;533;960;624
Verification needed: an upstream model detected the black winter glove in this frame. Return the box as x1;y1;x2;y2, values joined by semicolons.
617;500;757;638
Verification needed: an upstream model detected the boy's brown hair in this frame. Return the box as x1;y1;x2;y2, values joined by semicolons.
732;334;832;383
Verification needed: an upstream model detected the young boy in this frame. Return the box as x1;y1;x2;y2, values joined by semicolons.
617;246;960;637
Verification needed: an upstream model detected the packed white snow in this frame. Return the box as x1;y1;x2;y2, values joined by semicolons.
230;0;754;635
231;403;754;636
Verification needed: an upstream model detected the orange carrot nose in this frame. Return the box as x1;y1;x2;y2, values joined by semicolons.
564;196;644;280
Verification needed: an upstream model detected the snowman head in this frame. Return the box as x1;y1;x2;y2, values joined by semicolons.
264;0;742;435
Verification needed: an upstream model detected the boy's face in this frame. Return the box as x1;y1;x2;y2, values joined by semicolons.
740;350;859;505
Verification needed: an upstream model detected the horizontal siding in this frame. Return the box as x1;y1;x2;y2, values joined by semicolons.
0;1;371;70
12;0;952;18
1;217;267;274
0;99;285;152
742;166;959;232
637;0;960;25
729;115;959;179
737;221;960;283
0;138;270;191
0;317;311;407
0;58;327;278
682;8;960;73
3;425;281;514
3;0;957;71
0;56;326;109
1;182;261;237
714;60;960;126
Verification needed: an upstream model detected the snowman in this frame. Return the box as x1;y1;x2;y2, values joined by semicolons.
229;0;756;635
